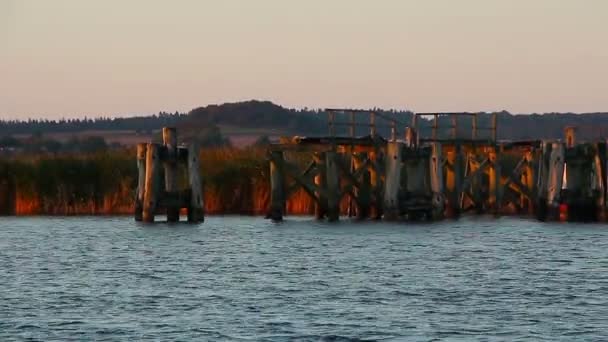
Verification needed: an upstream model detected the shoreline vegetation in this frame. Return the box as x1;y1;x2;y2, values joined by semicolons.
0;147;323;217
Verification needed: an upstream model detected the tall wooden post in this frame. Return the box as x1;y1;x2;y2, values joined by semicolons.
187;142;204;223
134;143;147;221
565;126;576;148
269;150;285;221
325;151;340;222
142;143;161;223
405;127;417;148
489;147;502;215
353;152;371;219
369;150;382;219
452;143;464;217
384;141;403;220
314;152;327;220
522;151;535;214
163;127;179;222
547;142;565;213
370;112;376;137
430;142;444;219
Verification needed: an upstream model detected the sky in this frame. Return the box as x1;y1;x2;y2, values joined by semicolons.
1;0;607;119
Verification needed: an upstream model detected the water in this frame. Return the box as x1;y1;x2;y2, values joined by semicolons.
1;216;608;341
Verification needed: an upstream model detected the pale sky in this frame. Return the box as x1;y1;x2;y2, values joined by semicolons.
1;0;607;119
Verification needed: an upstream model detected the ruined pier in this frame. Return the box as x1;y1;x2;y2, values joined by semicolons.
268;110;607;222
135;127;204;223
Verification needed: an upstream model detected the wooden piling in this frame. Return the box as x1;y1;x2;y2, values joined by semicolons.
565;126;576;148
489;148;502;215
134;143;147;221
269;150;285;221
353;152;371;219
314;152;327;220
142;143;161;223
162;127;179;222
383;141;403;220
430;142;445;219
187;142;204;223
369;150;382;219
547;142;565;212
452;143;464;217
325;151;340;222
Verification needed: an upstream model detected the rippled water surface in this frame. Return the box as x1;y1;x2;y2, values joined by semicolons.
1;216;608;341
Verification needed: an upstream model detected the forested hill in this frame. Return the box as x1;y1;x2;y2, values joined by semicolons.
1;100;608;141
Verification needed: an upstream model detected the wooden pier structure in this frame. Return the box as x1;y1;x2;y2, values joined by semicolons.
135;127;204;223
268;110;608;222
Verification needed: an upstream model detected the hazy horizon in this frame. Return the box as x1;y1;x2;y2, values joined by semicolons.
2;0;607;119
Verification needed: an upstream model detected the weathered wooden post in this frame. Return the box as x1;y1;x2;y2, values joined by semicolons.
325;151;340;222
268;150;285;221
314;152;327;220
565;126;576;148
430;142;445;219
593;143;605;221
489;147;502;215
142;143;161;223
134;143;147;221
405;127;417;148
546;142;565;219
353;152;371;219
452;143;464;217
187;142;204;223
162;127;179;222
369;150;383;219
383;141;403;220
521;151;535;214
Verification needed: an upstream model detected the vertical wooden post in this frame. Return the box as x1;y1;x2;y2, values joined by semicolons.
593;144;605;221
369;150;382;219
187;142;204;223
163;127;179;222
547;142;565;212
383;141;403;220
564;126;576;148
325;151;340;222
451;116;457;139
353;152;371;219
405;127;417;148
142;143;161;223
430;142;444;219
452;143;463;217
269;150;285;221
522;151;535;214
135;143;146;221
370;112;376;137
489;147;502;215
314;152;327;220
